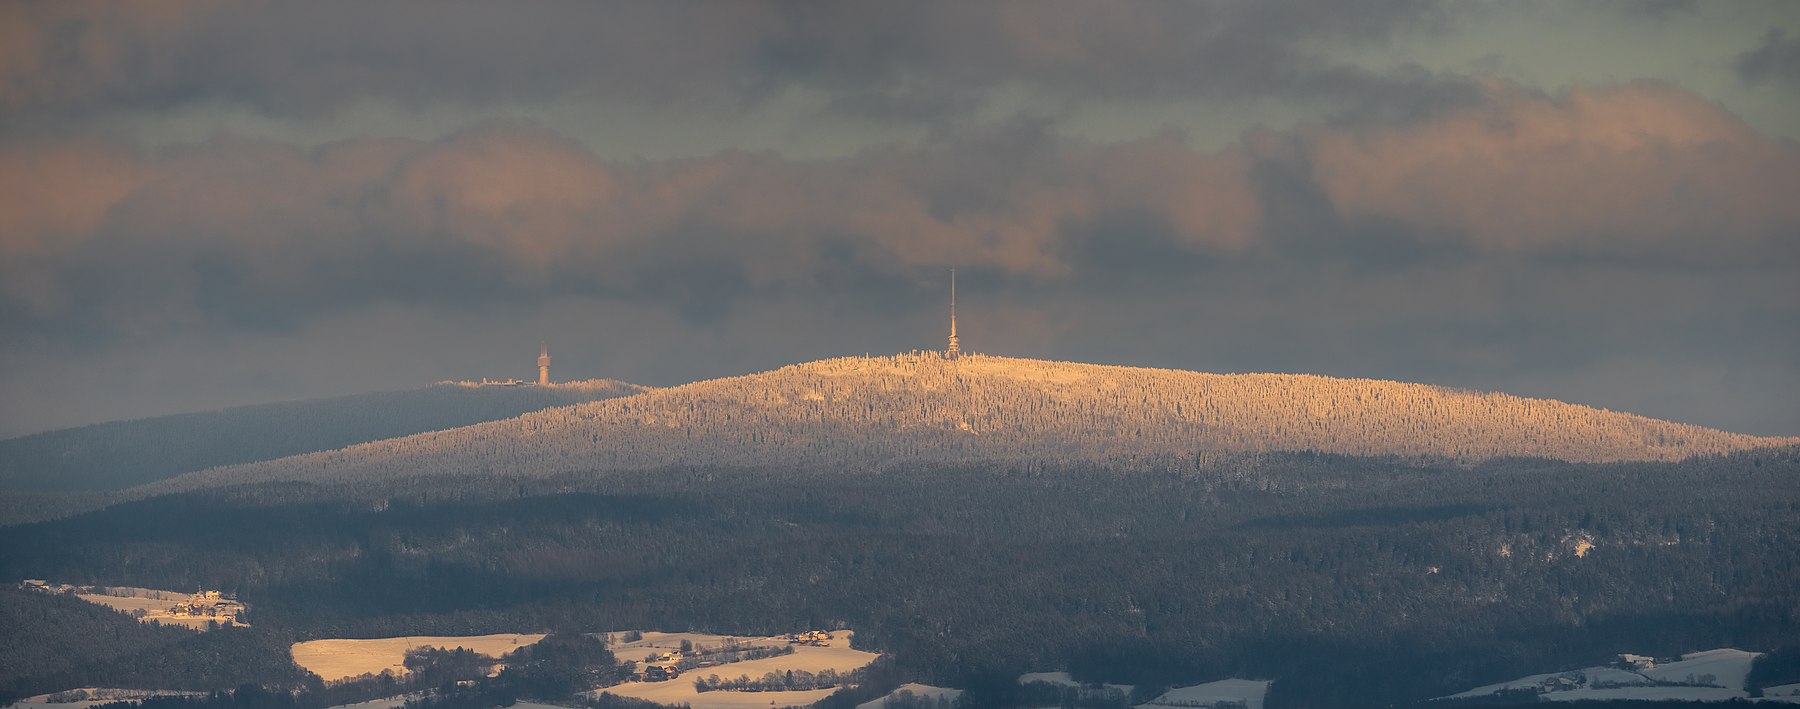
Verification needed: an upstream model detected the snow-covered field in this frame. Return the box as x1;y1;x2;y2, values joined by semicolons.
1019;671;1134;696
606;683;841;709
77;593;185;616
597;630;880;709
1016;673;1268;709
324;696;418;709
1138;679;1271;709
1018;671;1082;687
856;683;963;709
290;634;546;682
1766;683;1800;699
1446;648;1772;703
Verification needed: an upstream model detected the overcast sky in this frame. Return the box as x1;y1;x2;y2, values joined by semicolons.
2;0;1797;438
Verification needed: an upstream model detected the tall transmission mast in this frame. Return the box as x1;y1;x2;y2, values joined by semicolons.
946;269;961;358
538;344;552;385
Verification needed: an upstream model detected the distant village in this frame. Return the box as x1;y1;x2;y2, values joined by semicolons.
21;580;248;628
632;630;839;682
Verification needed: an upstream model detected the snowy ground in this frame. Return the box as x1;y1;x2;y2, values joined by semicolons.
10;688;206;708
1018;671;1134;696
323;696;417;709
1765;683;1800;699
290;634;546;682
74;593;216;630
855;683;963;709
1445;648;1767;702
1016;672;1268;709
596;630;880;709
605;683;842;709
1137;679;1271;709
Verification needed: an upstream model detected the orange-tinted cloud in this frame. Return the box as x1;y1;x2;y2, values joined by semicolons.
0;122;1264;333
1309;80;1800;258
1;80;1793;340
0;140;147;318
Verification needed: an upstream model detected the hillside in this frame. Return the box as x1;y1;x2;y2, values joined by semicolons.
0;380;645;492
146;354;1794;493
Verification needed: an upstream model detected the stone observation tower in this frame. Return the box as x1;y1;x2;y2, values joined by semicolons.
946;269;961;358
538;344;552;386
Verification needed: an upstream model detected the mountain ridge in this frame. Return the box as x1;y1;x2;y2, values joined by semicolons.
140;353;1796;495
0;379;646;492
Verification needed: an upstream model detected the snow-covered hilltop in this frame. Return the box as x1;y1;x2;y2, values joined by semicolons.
149;353;1796;492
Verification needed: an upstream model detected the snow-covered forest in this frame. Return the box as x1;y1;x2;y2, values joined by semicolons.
0;379;644;492
152;354;1794;492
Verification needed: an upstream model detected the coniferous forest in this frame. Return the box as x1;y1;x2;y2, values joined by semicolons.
0;380;644;494
3;445;1796;708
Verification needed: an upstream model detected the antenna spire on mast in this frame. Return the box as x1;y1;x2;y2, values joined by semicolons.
946;269;961;358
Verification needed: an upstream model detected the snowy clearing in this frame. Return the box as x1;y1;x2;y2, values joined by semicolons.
1765;683;1800;699
1137;679;1271;709
290;634;546;682
1641;649;1759;690
1018;672;1080;687
323;696;418;709
856;684;963;709
1538;686;1747;702
1019;671;1133;696
1445;648;1762;703
601;682;841;709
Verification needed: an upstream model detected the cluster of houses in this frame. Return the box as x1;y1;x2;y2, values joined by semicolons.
638;649;689;682
19;579;77;594
19;580;247;626
782;630;835;646
169;590;247;622
1526;655;1667;695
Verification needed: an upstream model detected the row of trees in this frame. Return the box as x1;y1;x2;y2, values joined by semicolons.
694;667;857;692
653;639;794;670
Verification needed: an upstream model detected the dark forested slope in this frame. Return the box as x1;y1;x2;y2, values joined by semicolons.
149;354;1794;494
3;447;1797;708
0;380;644;493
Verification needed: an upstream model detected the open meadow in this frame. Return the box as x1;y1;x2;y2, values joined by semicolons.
289;634;546;683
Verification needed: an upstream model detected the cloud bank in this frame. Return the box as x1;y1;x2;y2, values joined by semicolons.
4;81;1793;340
1;1;1795;439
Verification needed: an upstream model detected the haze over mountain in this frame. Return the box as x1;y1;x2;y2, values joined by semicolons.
0;380;644;493
146;354;1795;495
